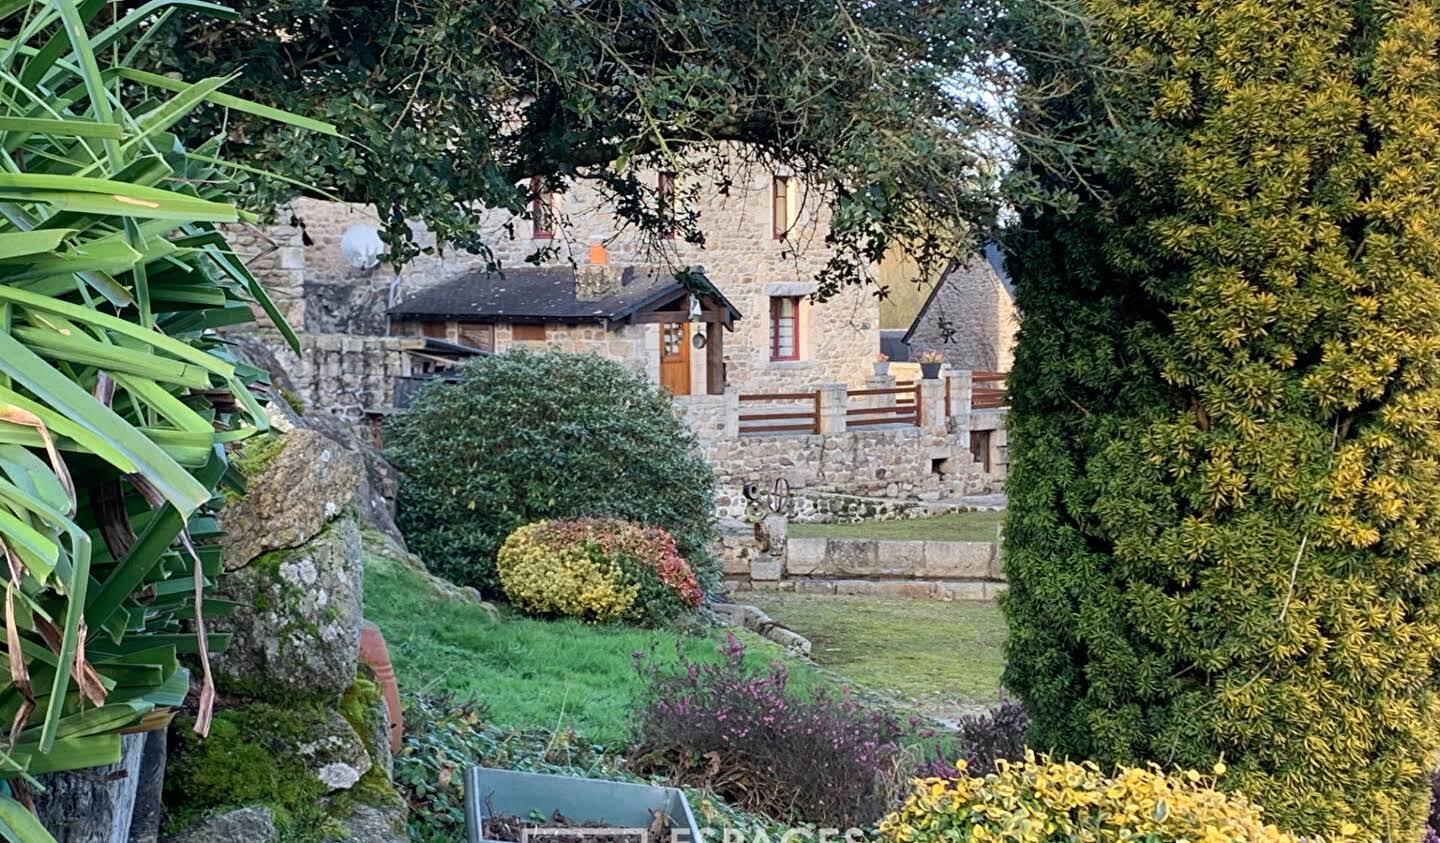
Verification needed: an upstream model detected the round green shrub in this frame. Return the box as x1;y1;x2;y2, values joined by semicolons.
385;350;717;592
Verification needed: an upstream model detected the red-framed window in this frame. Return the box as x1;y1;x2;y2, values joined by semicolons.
531;177;555;239
658;172;676;239
769;296;800;361
771;176;790;240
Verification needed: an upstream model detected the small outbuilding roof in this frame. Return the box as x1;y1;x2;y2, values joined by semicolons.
388;265;741;326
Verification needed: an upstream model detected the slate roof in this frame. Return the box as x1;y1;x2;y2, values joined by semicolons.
388;265;741;325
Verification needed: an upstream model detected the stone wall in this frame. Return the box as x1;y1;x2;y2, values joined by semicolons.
677;376;1006;520
724;534;1007;601
907;252;1018;373
258;332;424;421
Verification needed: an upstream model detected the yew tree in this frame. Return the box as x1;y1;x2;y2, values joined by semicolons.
1001;0;1440;836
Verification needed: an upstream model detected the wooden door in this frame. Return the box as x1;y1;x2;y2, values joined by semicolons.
659;323;691;395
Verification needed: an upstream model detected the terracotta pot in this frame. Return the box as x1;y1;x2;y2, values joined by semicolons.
359;620;403;753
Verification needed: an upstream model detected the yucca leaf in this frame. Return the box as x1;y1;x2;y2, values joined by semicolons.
0;231;69;260
113;67;341;136
0;333;208;514
0;117;120;139
0;794;53;843
10;328;212;389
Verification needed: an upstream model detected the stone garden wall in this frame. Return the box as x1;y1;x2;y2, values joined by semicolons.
726;535;1007;601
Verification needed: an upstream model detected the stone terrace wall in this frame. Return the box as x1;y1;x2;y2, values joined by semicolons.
694;425;994;519
259;332;423;421
724;536;1007;601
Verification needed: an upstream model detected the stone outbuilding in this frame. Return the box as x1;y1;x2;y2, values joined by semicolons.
903;244;1018;373
387;253;742;395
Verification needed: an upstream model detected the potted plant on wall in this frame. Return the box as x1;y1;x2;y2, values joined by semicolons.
919;350;945;379
874;353;890;376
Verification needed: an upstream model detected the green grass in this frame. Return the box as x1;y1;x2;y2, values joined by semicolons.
363;546;814;748
744;592;1006;719
788;510;1004;543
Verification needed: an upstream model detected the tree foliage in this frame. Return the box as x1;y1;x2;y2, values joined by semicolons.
146;0;1011;297
385;351;717;593
1001;0;1440;836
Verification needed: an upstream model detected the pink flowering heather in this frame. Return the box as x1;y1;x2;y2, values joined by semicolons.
630;633;901;827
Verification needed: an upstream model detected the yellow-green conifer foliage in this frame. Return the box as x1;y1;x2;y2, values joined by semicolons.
1001;0;1440;836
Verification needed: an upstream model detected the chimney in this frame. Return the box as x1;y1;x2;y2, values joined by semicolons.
576;241;621;300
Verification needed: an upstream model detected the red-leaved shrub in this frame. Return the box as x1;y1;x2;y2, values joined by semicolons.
629;634;901;827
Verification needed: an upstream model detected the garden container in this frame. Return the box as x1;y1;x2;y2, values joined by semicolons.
358;620;403;752
920;361;942;379
464;768;703;843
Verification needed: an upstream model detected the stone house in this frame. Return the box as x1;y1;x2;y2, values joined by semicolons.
903;243;1018;373
248;163;882;401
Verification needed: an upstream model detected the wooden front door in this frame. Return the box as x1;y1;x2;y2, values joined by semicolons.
659;323;691;395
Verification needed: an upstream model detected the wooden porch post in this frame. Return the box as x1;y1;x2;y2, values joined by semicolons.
706;324;725;395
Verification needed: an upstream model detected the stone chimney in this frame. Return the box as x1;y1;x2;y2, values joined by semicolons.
576;241;621;300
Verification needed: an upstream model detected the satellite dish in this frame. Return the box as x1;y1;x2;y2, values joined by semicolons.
339;224;385;270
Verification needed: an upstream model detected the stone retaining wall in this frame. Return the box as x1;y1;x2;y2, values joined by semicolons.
727;536;1006;601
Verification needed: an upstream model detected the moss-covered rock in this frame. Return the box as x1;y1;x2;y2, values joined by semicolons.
218;427;363;570
213;514;363;698
163;683;406;843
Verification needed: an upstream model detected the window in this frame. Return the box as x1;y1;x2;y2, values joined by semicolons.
512;323;547;341
531;177;555;239
772;176;790;239
658;172;676;239
457;323;495;352
769;296;800;361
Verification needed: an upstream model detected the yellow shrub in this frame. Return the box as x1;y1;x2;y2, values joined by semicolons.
878;752;1365;843
496;522;638;622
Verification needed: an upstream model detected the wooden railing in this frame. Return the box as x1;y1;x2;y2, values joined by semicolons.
846;383;921;428
738;391;821;435
973;371;1009;410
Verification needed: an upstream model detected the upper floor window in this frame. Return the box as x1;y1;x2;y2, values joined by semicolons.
531;177;556;239
772;176;791;240
658;172;676;239
770;296;800;361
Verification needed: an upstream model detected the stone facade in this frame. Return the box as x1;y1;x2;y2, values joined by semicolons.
905;251;1018;372
242;162;879;400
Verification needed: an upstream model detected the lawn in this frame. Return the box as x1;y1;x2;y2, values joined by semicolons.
363;543;815;748
744;592;1007;721
788;510;1004;543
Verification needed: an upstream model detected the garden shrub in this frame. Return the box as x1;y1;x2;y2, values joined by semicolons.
916;697;1027;779
1001;0;1440;835
630;633;902;827
880;753;1362;843
497;518;702;625
385;350;717;593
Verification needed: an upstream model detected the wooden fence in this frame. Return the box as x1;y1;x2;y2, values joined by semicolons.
845;383;921;428
973;372;1009;409
738;391;821;435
